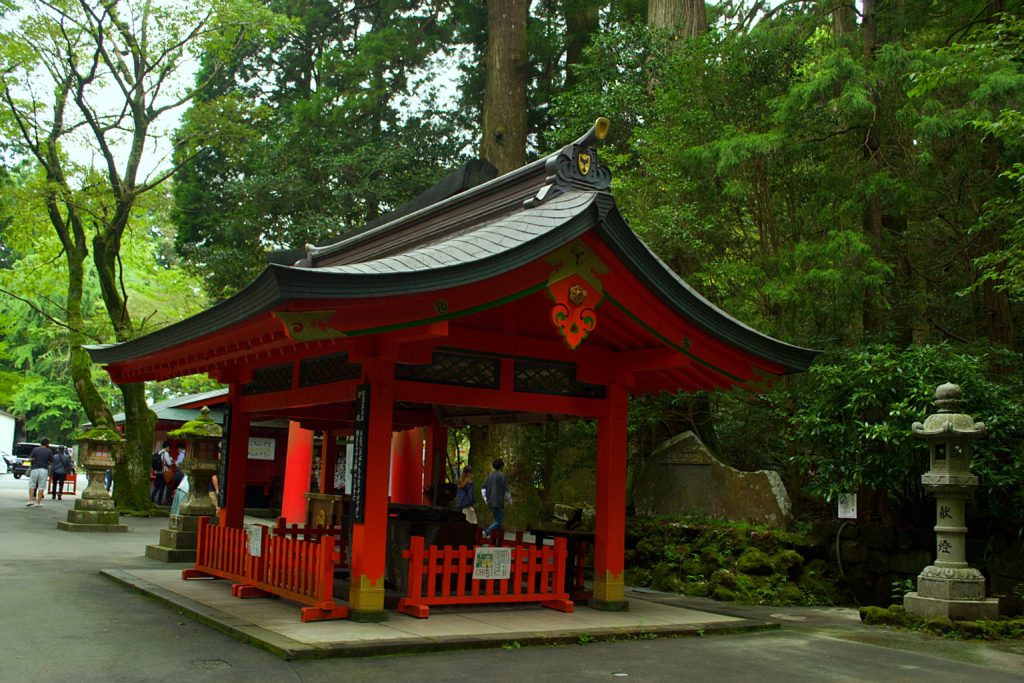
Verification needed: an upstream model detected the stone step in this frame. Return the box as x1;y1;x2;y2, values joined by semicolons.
145;544;196;563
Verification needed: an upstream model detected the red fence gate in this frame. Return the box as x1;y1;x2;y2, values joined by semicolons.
183;518;348;622
398;536;574;618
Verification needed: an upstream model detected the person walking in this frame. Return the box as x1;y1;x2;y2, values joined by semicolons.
455;465;477;524
481;458;511;538
150;441;171;505
26;438;53;507
49;446;74;500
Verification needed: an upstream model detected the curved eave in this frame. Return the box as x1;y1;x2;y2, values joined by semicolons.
87;192;602;366
596;206;819;374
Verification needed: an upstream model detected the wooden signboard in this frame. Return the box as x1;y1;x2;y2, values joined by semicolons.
351;383;370;524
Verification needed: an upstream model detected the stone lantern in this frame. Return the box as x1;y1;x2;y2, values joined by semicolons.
903;382;999;620
145;406;222;562
58;427;128;532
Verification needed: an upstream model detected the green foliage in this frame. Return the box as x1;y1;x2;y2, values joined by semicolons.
173;0;471;300
790;343;1024;519
890;578;915;601
860;605;1024;640
625;517;842;607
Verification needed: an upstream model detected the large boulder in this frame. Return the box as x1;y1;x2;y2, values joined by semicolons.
633;431;791;528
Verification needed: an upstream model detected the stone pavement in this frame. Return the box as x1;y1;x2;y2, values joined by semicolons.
102;566;767;659
3;473;1024;682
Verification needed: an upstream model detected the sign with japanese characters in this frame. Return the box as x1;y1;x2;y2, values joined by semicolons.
247;437;276;461
246;524;263;557
472;547;512;580
837;493;858;520
351;384;370;524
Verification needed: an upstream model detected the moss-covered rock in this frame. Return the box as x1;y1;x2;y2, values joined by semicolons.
772;549;804;578
712;586;737;602
778;583;804;605
736;547;773;575
709;569;738;590
859;605;895;625
925;616;955;634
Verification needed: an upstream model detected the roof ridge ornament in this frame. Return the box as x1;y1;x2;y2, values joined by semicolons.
525;117;612;209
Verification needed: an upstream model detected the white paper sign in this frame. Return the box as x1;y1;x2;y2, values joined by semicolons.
247;437;276;461
246;524;263;557
473;547;512;580
837;493;858;520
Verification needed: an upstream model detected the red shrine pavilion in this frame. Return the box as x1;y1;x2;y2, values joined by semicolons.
88;119;817;621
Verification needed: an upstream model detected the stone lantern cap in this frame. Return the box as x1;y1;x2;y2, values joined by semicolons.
911;383;986;441
167;406;222;440
73;426;124;445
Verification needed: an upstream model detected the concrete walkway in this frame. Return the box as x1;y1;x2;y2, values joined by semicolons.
102;565;769;659
3;473;1024;682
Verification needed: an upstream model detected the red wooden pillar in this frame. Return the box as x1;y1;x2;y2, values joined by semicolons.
349;356;394;621
319;430;338;494
426;418;447;504
390;428;424;504
281;421;315;525
593;383;629;610
221;384;250;528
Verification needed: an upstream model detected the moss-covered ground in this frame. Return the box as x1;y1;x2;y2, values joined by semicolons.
624;517;844;607
860;605;1024;640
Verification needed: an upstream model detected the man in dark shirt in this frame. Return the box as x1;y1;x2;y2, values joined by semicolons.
26;438;53;507
481;458;511;538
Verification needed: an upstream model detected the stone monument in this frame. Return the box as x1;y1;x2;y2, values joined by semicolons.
633;431;791;527
58;427;128;532
145;407;221;562
903;382;999;620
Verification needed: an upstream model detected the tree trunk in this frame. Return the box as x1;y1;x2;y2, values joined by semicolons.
114;383;157;509
647;0;708;37
831;1;857;37
93;229;158;509
860;0;886;340
481;0;528;174
563;0;601;89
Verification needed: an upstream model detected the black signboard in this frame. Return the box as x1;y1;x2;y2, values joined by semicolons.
217;404;231;509
351;383;370;523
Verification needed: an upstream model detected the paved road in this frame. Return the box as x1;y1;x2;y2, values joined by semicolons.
2;473;1022;682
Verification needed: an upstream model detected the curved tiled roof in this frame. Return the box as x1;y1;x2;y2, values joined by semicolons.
87;120;818;376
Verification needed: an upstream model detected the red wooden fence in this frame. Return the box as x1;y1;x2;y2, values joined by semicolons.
183;518;347;622
398;536;574;618
271;517;348;569
245;525;348;622
182;516;248;584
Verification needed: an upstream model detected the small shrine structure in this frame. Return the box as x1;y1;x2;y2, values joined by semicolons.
88;119;817;621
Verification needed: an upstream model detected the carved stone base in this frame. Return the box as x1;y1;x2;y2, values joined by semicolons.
917;565;988;601
58;497;127;532
144;514;212;563
903;592;1000;621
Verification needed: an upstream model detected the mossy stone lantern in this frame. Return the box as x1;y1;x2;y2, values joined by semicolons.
903;382;999;620
57;426;127;532
167;406;222;517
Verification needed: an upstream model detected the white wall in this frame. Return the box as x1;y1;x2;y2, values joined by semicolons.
0;413;14;455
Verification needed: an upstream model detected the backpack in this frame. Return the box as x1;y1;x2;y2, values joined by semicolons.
151;451;163;471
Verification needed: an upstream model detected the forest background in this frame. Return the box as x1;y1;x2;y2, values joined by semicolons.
0;0;1022;537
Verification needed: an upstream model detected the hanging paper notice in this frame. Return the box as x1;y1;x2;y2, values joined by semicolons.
472;547;512;580
246;524;263;557
837;493;858;520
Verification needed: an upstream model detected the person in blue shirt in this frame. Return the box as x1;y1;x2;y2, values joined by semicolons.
455;466;476;524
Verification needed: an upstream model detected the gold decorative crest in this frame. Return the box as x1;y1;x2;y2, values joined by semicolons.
577;152;591;175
